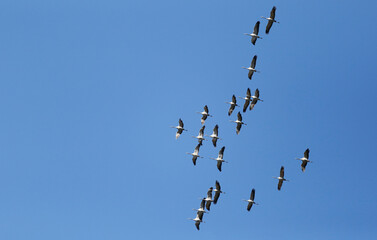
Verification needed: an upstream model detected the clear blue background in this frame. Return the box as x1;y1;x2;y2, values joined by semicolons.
0;0;376;239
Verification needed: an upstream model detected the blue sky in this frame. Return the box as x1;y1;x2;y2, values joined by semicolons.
0;0;377;239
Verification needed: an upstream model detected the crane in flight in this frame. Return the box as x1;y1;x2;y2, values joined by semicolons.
242;55;260;80
186;144;203;166
261;6;279;34
193;126;206;145
249;88;263;110
296;148;311;172
170;118;187;139
230;112;247;135
226;94;239;116
242;188;258;211
273;166;289;191
244;21;262;45
210;146;228;172
197;105;212;125
239;88;252;112
213;180;225;204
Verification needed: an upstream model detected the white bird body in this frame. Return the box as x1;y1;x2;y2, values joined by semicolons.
186;144;203;165
273;166;289;190
226;95;239;116
193;126;206;145
242;55;259;80
242;188;258;211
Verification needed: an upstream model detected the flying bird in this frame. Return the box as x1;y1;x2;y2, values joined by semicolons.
170;118;187;139
213;180;225;204
210;146;228;172
296;148;311;172
226;94;239;116
273;166;289;191
249;88;263;110
239;88;252;112
242;55;259;80
193;126;206;145
262;6;279;34
208;124;221;147
186;144;203;165
242;188;258;211
204;187;214;211
197;105;212;125
244;21;262;45
230;112;247;135
192;198;208;223
188;212;205;230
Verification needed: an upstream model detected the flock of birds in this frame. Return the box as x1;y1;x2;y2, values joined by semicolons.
171;6;312;230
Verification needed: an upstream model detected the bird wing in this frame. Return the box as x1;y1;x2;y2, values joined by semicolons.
301;161;308;172
248;70;254;80
215;180;221;191
206;200;211;211
251;55;257;68
213;191;220;204
218;146;225;159
236;123;242;134
176;131;181;139
204;105;209;113
217;161;222;172
194;144;200;154
213;125;218;136
197;211;204;220
201;115;207;124
207;188;213;198
232;94;237;103
278;179;283;190
199;126;205;136
179;118;184;128
247;202;253;211
228;104;235;116
304;148;310;159
255;88;259;98
251;36;257;45
237;112;242;121
200;199;206;209
253;21;260;35
192;156;197;165
243;99;250;112
280;166;285;178
270;6;276;19
212;137;217;147
246;88;251;98
195;221;200;230
250;188;255;201
266;20;273;34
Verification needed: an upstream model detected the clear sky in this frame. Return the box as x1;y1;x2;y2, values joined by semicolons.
0;0;377;239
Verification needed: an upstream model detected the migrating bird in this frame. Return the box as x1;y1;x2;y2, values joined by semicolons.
213;180;225;204
193;198;208;219
226;94;239;116
204;187;214;211
208;124;221;147
186;144;203;166
244;21;262;45
188;212;205;230
193;126;206;145
273;166;289;191
197;105;212;125
249;88;263;111
230;112;247;135
239;88;252;112
242;188;258;211
242;55;259;80
296;148;311;172
261;6;279;34
170;118;187;139
210;146;228;172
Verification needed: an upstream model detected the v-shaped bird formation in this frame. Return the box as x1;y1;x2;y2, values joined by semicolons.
170;6;313;230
